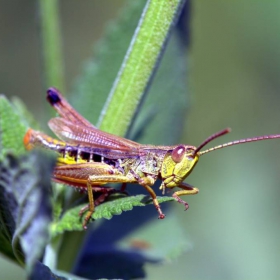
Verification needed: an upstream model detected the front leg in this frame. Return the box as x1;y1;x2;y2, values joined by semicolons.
172;182;199;210
130;169;165;219
141;183;165;219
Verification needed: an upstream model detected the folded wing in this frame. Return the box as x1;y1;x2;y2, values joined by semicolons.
48;118;141;158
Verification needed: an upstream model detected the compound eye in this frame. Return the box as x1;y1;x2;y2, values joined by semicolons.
171;145;186;163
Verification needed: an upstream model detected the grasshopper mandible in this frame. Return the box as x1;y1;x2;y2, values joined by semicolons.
23;88;280;229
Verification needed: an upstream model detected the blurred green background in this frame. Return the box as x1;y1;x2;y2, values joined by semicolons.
1;1;280;279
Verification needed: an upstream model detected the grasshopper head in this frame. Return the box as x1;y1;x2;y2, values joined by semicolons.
160;145;199;189
160;128;231;193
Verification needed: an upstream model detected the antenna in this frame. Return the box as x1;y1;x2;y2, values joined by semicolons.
198;133;280;156
193;128;231;155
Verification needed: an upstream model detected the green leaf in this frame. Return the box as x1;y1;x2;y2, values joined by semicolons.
51;195;175;237
0;95;28;156
0;151;56;274
11;97;40;130
71;0;147;125
71;0;186;137
0;223;16;262
129;30;189;145
98;0;186;136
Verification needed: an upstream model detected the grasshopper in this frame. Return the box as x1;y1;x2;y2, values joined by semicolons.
23;88;280;229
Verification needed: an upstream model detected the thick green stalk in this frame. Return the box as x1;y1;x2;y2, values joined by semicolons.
39;0;65;93
98;0;186;136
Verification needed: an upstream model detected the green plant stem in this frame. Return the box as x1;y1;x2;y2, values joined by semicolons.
39;0;66;270
39;0;65;93
98;0;186;136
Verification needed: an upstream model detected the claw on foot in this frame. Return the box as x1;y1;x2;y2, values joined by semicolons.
172;194;189;211
78;204;92;230
158;213;166;219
